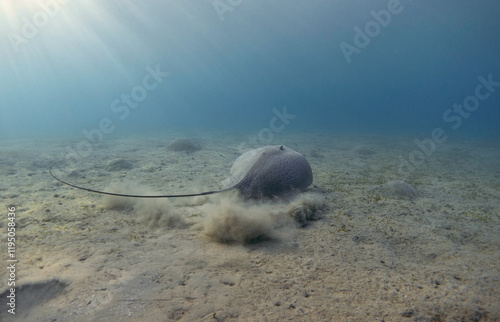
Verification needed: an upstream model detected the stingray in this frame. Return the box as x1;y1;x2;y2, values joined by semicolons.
50;145;313;199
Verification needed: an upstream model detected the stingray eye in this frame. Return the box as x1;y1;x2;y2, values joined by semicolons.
280;145;284;150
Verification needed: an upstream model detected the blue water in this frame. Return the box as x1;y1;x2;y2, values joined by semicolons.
1;0;499;140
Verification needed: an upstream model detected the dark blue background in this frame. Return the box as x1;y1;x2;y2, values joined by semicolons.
1;0;499;139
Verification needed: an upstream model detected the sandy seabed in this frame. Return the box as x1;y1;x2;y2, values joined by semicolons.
0;131;499;321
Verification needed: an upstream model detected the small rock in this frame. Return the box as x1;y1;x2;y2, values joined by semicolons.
67;170;83;178
167;137;202;153
106;159;133;171
79;254;90;262
402;308;415;317
141;164;156;172
352;145;376;158
375;180;421;200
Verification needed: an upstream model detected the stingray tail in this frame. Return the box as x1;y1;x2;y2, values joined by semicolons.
49;162;235;198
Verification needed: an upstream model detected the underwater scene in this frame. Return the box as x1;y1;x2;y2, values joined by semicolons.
0;0;499;320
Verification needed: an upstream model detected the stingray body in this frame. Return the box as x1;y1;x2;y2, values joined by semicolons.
224;145;313;198
50;145;313;199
